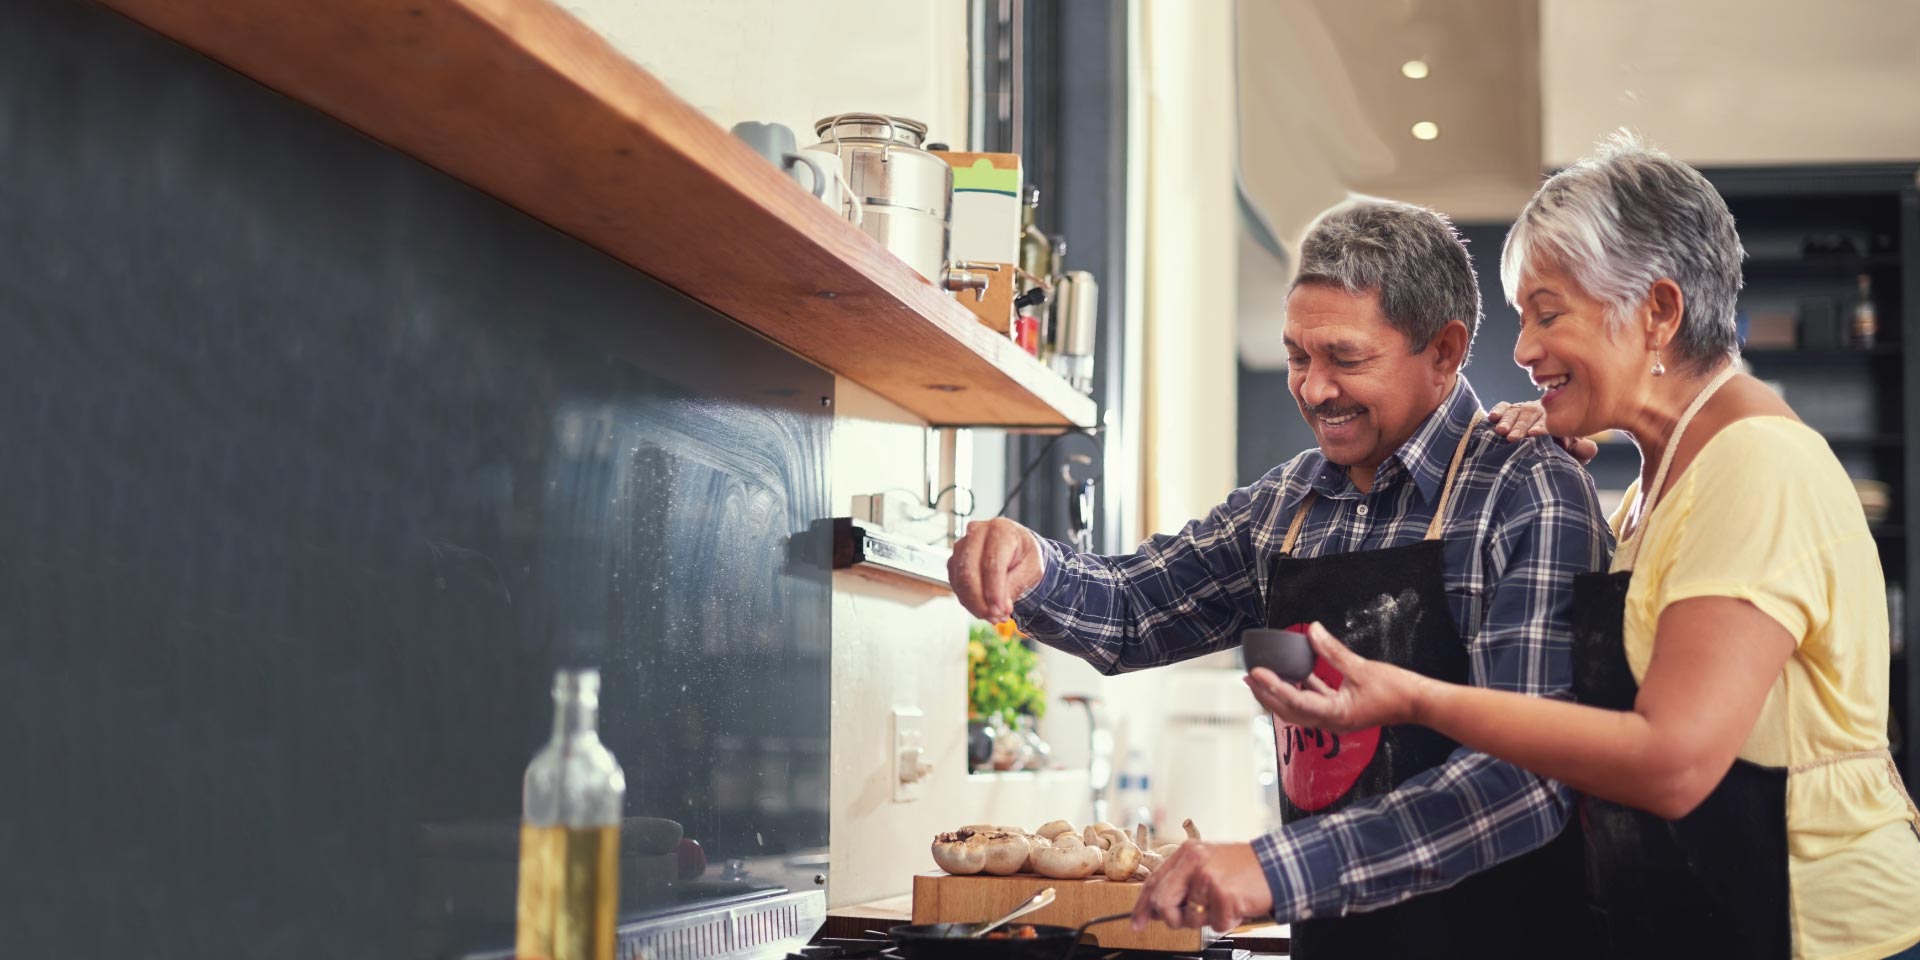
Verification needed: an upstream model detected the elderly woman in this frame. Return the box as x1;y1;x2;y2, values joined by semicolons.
1238;136;1920;959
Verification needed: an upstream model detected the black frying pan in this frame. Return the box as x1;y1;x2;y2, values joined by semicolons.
887;913;1133;960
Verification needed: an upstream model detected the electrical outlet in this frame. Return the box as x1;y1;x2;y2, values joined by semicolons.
892;707;932;802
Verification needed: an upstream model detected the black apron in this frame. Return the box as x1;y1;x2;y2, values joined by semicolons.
1265;413;1590;960
1570;365;1791;958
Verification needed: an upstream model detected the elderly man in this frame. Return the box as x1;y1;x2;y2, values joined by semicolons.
949;199;1610;960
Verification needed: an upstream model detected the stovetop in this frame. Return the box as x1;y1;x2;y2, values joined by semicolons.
792;934;1256;960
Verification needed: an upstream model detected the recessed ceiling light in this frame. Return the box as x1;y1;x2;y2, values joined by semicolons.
1411;121;1440;140
1401;60;1429;80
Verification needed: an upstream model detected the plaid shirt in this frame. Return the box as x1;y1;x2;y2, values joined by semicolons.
1012;376;1611;921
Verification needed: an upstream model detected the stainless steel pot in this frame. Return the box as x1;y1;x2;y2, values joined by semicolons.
807;113;992;299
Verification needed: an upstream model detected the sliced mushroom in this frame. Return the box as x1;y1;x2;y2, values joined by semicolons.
1035;819;1077;841
1103;839;1142;881
1031;839;1104;879
931;831;987;875
980;832;1031;876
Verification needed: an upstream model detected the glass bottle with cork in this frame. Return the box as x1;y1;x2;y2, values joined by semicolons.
1015;185;1052;356
1852;273;1878;348
517;668;625;960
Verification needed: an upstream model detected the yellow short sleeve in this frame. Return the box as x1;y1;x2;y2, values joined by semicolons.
1638;418;1871;643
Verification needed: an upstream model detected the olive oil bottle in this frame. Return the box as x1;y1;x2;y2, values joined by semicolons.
516;669;626;960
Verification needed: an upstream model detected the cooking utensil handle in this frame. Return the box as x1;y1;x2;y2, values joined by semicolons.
968;886;1057;939
1061;913;1135;960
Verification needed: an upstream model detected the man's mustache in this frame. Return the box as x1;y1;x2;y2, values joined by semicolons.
1301;400;1366;420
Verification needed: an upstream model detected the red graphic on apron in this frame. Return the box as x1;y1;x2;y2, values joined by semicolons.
1276;622;1380;811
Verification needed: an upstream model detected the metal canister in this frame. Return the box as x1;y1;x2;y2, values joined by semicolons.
1049;271;1099;393
807;114;952;283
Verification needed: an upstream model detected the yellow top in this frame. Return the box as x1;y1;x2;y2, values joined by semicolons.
1614;416;1920;960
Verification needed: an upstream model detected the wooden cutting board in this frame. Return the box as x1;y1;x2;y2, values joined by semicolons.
911;872;1209;953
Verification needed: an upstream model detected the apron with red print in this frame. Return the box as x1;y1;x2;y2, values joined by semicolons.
1262;414;1590;960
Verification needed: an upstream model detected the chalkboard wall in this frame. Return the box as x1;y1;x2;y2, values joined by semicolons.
0;1;832;956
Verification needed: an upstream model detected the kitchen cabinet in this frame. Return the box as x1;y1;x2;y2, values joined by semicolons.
98;0;1097;430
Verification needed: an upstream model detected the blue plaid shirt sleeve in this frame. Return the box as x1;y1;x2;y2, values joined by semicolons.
1250;452;1610;920
1012;476;1280;673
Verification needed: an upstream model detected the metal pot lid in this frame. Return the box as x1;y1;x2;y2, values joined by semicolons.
813;113;930;147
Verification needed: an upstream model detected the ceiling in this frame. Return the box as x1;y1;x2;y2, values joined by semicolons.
1234;0;1543;368
1237;0;1542;234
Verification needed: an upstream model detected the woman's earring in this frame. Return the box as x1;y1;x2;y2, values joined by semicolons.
1651;349;1667;377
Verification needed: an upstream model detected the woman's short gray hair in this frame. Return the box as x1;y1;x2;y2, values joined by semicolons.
1292;197;1481;359
1501;132;1744;371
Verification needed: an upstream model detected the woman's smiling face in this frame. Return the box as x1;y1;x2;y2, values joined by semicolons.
1510;258;1648;438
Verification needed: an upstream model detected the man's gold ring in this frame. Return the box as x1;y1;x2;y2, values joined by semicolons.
1184;901;1206;913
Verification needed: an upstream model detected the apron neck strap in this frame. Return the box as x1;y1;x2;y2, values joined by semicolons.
1424;411;1485;541
1615;362;1740;570
1280;410;1485;554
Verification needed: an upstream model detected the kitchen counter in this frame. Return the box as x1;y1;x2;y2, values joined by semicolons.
823;894;1292;954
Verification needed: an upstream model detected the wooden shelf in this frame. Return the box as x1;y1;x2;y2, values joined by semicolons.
99;0;1097;429
1825;434;1904;449
1745;254;1901;278
1744;345;1903;358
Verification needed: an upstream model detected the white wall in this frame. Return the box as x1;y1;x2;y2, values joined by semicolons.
564;0;971;149
1542;0;1920;166
1140;0;1241;535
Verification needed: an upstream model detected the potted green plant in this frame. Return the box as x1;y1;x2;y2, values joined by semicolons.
968;621;1047;771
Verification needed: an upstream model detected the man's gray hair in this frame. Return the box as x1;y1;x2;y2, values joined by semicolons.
1291;197;1482;360
1500;132;1743;371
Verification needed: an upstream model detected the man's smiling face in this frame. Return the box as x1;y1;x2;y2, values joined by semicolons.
1283;282;1461;472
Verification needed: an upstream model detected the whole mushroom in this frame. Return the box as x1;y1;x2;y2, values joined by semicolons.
1135;825;1167;874
1020;833;1053;873
1030;837;1104;879
930;830;988;875
1034;819;1077;841
980;831;1032;876
1102;838;1142;881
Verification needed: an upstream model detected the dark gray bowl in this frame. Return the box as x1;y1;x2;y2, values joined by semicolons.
1241;627;1315;683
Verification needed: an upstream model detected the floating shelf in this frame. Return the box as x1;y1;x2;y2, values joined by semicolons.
1743;345;1903;358
1745;254;1902;277
1825;434;1905;449
100;0;1097;429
